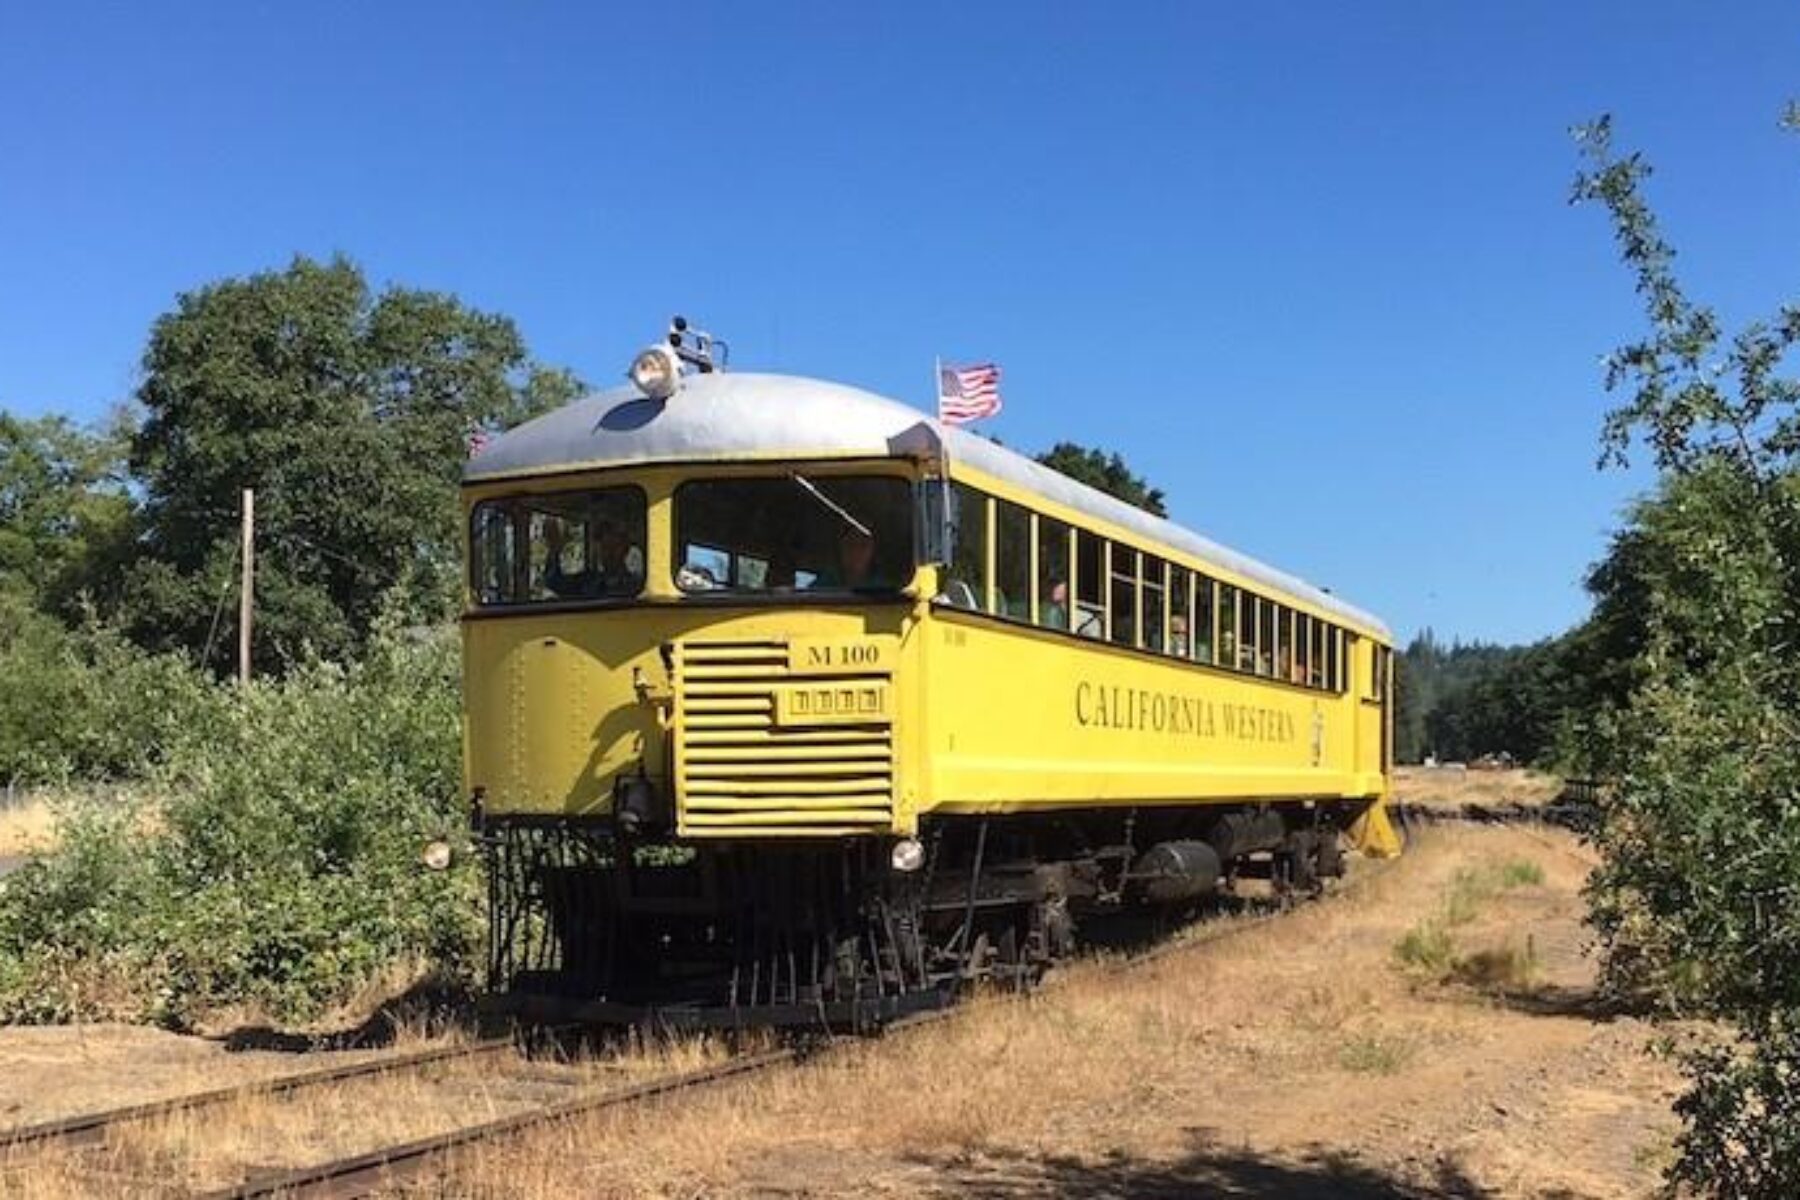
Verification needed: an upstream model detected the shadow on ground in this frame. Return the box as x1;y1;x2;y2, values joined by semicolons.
215;976;479;1053
911;1134;1595;1199
1488;981;1651;1025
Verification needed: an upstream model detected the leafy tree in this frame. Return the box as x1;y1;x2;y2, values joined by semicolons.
1573;111;1800;1196
0;411;136;609
120;255;582;672
1035;442;1168;516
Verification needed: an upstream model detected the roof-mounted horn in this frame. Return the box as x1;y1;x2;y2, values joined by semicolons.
667;315;727;373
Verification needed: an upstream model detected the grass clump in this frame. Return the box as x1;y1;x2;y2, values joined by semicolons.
1394;857;1546;989
1337;1030;1419;1075
1395;920;1458;975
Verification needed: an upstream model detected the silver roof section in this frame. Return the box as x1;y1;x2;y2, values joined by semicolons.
465;372;1389;638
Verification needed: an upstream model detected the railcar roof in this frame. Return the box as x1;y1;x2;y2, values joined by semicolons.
464;372;1390;639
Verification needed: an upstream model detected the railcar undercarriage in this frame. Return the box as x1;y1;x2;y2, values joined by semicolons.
478;801;1372;1030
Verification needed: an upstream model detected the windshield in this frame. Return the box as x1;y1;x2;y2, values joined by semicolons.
675;475;914;594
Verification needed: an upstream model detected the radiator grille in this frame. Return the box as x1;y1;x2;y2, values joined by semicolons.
673;640;896;836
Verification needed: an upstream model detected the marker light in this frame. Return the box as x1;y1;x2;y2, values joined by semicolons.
421;840;454;872
890;837;926;873
628;344;682;400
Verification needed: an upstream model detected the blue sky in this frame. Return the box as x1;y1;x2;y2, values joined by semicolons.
2;2;1796;644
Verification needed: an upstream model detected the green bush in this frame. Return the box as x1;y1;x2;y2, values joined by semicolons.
0;595;220;785
0;618;480;1027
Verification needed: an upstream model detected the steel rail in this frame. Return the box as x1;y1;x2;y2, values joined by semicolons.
197;1047;800;1200
0;1036;518;1155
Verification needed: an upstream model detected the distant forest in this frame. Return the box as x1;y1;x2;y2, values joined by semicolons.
1394;595;1636;769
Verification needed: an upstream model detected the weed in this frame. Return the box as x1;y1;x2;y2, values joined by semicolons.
1395;920;1457;974
1338;1031;1418;1075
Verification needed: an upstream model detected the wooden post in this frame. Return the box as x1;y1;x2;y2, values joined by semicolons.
238;487;254;685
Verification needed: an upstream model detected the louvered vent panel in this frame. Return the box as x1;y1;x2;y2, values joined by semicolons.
673;641;894;836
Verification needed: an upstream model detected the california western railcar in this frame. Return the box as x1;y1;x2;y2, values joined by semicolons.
463;324;1398;1025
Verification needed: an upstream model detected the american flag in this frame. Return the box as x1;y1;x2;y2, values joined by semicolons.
466;422;492;458
937;362;1003;425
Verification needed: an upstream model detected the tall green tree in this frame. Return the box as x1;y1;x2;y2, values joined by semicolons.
120;255;582;671
1574;112;1800;1196
0;411;136;609
1034;442;1168;516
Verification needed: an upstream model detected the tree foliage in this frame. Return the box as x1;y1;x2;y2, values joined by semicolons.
1573;112;1800;1197
1034;442;1168;516
0;412;136;610
118;254;581;672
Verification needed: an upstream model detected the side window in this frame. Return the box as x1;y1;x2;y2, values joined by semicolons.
1193;574;1215;664
1308;618;1325;688
1037;515;1071;629
945;482;989;609
1237;590;1257;672
1169;565;1191;659
1253;597;1273;677
1141;557;1167;653
1219;584;1240;670
1109;545;1139;647
1327;626;1342;692
995;500;1031;620
1366;639;1387;701
1295;613;1313;687
1074;531;1105;638
1276;607;1295;682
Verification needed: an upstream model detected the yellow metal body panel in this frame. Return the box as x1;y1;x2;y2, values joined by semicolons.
920;609;1378;810
462;458;1397;853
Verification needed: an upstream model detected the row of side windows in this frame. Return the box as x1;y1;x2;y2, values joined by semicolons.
943;482;1349;693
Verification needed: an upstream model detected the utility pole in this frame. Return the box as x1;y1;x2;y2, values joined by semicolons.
239;487;254;685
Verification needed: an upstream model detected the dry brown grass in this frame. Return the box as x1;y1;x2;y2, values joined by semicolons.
402;826;1676;1199
1391;765;1565;811
0;795;56;857
0;825;1675;1200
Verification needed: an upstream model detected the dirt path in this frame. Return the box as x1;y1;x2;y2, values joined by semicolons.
437;825;1679;1198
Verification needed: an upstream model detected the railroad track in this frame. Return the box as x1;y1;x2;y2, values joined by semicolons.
2;807;1581;1198
200;873;1396;1199
0;1036;520;1158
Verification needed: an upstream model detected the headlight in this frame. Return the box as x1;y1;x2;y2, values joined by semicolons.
421;840;454;871
628;344;682;400
890;837;926;873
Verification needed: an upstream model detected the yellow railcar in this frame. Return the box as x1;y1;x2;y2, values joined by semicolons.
464;324;1396;1025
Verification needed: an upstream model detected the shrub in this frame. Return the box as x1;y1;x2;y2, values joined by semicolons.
0;596;220;785
0;618;481;1027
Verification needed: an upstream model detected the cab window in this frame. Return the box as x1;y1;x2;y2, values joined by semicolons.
674;475;912;594
470;487;646;606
